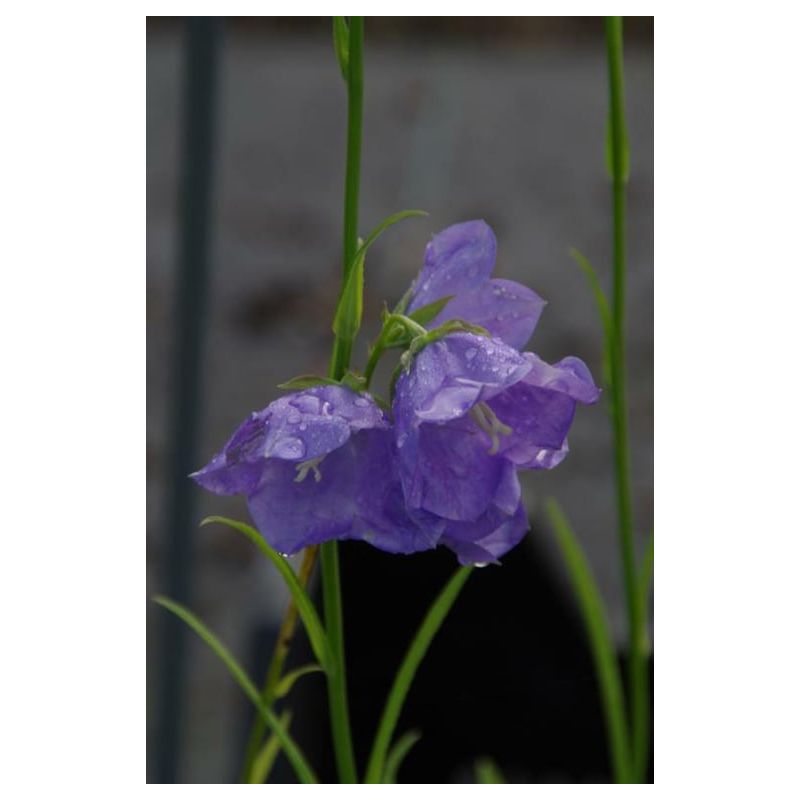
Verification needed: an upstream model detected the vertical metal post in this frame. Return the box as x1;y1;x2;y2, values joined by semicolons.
152;16;221;784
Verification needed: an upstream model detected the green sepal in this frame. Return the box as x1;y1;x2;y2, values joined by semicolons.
340;370;367;393
332;17;349;81
407;294;454;326
278;374;340;391
392;285;415;316
381;730;421;783
332;209;428;345
275;663;324;699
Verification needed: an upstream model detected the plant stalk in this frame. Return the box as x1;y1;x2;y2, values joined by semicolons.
320;15;364;784
605;15;649;782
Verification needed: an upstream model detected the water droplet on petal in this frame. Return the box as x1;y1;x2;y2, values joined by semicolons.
298;422;308;431
354;397;370;407
274;436;306;459
474;562;489;568
465;348;477;360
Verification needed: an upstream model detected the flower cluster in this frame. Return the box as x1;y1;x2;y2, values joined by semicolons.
192;221;599;565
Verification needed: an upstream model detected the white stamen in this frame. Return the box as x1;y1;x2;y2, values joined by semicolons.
294;455;325;483
469;402;513;455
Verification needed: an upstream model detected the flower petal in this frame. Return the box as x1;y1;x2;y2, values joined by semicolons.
397;416;508;522
486;354;599;469
394;332;531;427
190;410;271;495
407;220;497;312
441;502;530;566
429;279;546;350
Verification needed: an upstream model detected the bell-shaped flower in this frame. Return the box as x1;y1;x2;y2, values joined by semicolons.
393;331;599;540
192;385;438;556
406;220;546;350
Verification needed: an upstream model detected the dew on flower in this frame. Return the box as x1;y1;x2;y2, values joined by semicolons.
274;436;306;459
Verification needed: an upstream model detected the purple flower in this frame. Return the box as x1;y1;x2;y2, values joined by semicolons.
393;332;599;563
407;220;546;349
192;385;438;556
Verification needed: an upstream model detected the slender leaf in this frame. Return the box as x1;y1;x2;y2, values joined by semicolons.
332;17;349;80
248;710;292;784
201;516;331;671
153;596;317;784
332;209;427;343
382;730;421;783
278;374;339;391
275;663;324;699
545;499;631;783
475;757;505;784
407;295;454;326
569;247;614;391
364;566;473;783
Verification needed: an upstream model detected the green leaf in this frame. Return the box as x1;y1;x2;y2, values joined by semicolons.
201;517;331;672
332;17;349;80
474;757;505;784
153;597;318;784
569;247;613;390
544;499;631;783
278;374;340;391
332;209;428;345
381;730;421;783
364;566;473;783
407;295;454;326
605;112;630;182
247;709;292;784
275;663;324;699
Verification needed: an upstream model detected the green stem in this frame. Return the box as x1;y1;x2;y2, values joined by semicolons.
320;15;364;784
605;16;648;782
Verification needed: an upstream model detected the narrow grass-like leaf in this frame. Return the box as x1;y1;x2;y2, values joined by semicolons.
407;295;454;326
248;709;293;784
545;499;631;783
332;209;427;344
570;247;614;392
364;566;473;783
275;663;324;699
381;729;421;783
278;374;339;391
201;516;331;671
332;17;349;80
153;596;317;784
475;756;505;784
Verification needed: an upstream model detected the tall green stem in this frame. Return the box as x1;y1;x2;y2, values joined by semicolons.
605;16;648;782
321;15;364;784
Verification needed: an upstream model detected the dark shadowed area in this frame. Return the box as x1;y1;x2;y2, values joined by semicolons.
147;16;653;784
